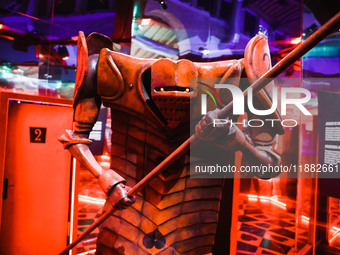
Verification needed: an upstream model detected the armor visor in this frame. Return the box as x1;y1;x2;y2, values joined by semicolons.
151;59;198;129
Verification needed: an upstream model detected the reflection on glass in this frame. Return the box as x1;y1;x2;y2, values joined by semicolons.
0;1;118;99
301;4;340;254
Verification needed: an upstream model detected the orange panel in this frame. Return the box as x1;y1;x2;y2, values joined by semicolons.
0;101;73;255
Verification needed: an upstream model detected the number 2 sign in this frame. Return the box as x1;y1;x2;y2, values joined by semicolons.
29;127;47;143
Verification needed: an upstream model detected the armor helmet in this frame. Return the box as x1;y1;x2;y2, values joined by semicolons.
150;58;198;128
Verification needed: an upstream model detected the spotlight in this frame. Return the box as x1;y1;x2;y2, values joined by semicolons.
154;0;167;10
290;37;302;44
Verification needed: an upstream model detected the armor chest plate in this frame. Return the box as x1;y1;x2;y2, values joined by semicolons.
101;110;224;255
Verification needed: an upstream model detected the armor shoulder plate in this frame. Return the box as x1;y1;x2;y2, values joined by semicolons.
86;32;113;55
244;34;284;135
97;48;125;101
74;32;114;107
73;31;88;106
245;34;271;82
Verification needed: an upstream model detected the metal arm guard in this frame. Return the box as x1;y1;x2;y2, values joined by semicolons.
98;169;126;195
58;129;92;149
58;130;126;195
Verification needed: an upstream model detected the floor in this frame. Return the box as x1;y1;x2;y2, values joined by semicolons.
236;194;300;255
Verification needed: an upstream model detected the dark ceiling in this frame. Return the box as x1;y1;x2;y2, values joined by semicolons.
244;0;302;37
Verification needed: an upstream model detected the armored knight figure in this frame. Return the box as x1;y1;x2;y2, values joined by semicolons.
59;31;284;254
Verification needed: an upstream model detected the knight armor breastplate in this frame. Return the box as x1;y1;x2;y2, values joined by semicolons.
99;109;224;254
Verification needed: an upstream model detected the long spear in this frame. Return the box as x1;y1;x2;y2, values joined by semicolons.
59;11;340;255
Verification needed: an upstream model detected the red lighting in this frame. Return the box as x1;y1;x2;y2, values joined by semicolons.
247;194;287;209
38;54;44;58
99;161;110;169
0;24;3;29
330;226;340;244
100;154;110;161
290;37;302;44
301;215;310;223
1;35;14;41
62;56;69;60
78;194;105;205
141;18;152;26
78;250;96;255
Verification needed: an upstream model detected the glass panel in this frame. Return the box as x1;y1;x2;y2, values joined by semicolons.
131;0;282;60
328;197;340;247
297;3;340;254
237;178;297;254
0;2;79;98
0;0;116;99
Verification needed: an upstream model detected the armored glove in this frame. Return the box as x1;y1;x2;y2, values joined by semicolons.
194;109;231;141
194;108;249;151
107;182;135;210
98;169;135;209
59;130;136;209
